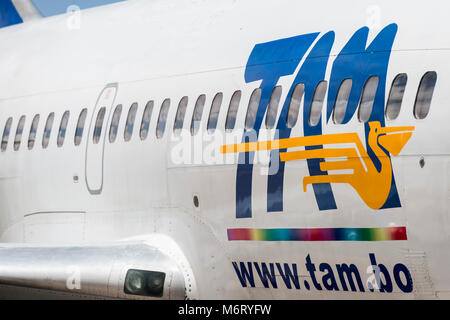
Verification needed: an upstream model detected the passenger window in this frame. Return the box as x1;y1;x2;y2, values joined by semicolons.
14;116;26;151
207;93;223;134
414;71;437;119
74;109;87;146
156;99;171;139
28;115;40;150
57;111;70;147
124;103;138;142
1;118;12;152
287;84;304;129
386;74;407;121
174;97;188;136
225;91;241;132
265;86;282;129
245;88;261;129
93;107;106;144
309;81;327;126
333;79;352;124
358;76;379;123
140;101;154;140
109;104;122;143
42;113;55;149
191;94;206;136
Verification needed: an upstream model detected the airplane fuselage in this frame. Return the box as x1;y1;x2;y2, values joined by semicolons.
0;0;449;299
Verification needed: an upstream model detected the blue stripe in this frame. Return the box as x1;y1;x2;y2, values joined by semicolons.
0;0;23;28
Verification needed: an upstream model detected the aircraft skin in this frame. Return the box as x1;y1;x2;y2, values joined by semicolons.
0;0;448;299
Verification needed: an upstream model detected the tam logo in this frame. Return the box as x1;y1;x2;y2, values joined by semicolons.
222;121;414;210
226;23;411;218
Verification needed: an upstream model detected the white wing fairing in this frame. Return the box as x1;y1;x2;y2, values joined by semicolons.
0;243;185;299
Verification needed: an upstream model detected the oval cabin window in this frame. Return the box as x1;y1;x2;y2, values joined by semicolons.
414;71;437;120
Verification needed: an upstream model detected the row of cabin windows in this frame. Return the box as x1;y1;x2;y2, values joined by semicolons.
0;71;437;152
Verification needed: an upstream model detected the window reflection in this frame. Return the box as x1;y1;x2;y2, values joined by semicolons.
74;109;87;146
225;91;241;132
93;107;106;144
287;84;304;128
245;88;261;129
28;115;40;150
358;76;379;123
333;79;352;124
208;93;223;134
140;101;153;140
124;103;138;142
42;113;54;149
191;95;206;136
310;81;327;126
174;97;188;136
14;116;26;151
109;104;122;143
156;99;170;139
57;111;70;147
414;71;437;120
386;74;407;121
265;86;282;129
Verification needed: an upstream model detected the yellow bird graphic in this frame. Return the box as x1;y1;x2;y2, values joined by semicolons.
221;121;414;210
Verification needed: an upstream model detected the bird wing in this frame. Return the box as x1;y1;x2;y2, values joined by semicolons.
220;132;371;172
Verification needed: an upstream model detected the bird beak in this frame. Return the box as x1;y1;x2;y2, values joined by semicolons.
377;125;415;156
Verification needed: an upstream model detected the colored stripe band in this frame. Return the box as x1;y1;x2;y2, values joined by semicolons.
227;227;407;241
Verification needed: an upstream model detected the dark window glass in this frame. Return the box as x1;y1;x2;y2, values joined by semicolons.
74;108;87;146
333;79;352;124
287;84;304;129
42;113;55;149
1;118;12;152
245;88;261;129
265;86;282;129
309;81;327;126
109;104;122;143
140;101;154;140
93;107;106;144
14;115;26;151
124;103;138;141
386;74;407;121
225;91;241;132
57;111;70;147
28;115;40;150
207;93;223;134
156;99;171;139
358;76;379;123
414;71;437;119
191;94;206;136
174;97;188;136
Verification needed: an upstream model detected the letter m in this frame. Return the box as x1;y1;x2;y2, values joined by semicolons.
336;263;365;292
326;23;401;209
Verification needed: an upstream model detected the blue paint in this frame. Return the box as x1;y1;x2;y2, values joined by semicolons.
31;0;125;17
0;0;23;28
327;23;400;208
235;33;318;218
268;31;336;212
327;25;397;125
235;24;401;217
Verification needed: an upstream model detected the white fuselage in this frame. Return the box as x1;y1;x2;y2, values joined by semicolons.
0;0;449;299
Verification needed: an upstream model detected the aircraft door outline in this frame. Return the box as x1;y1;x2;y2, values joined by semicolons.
85;83;118;194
